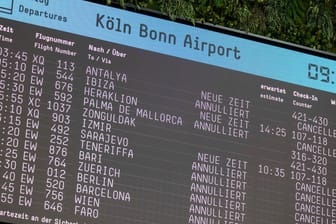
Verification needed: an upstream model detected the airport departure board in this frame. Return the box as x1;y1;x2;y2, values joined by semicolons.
0;0;336;224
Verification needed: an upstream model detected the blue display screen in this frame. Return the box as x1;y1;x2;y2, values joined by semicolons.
0;1;336;224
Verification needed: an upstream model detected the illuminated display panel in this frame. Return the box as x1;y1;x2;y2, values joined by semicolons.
0;1;336;224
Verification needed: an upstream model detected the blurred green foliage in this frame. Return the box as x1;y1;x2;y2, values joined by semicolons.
96;0;336;53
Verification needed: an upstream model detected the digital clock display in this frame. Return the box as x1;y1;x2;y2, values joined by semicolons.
0;0;336;224
308;63;335;84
